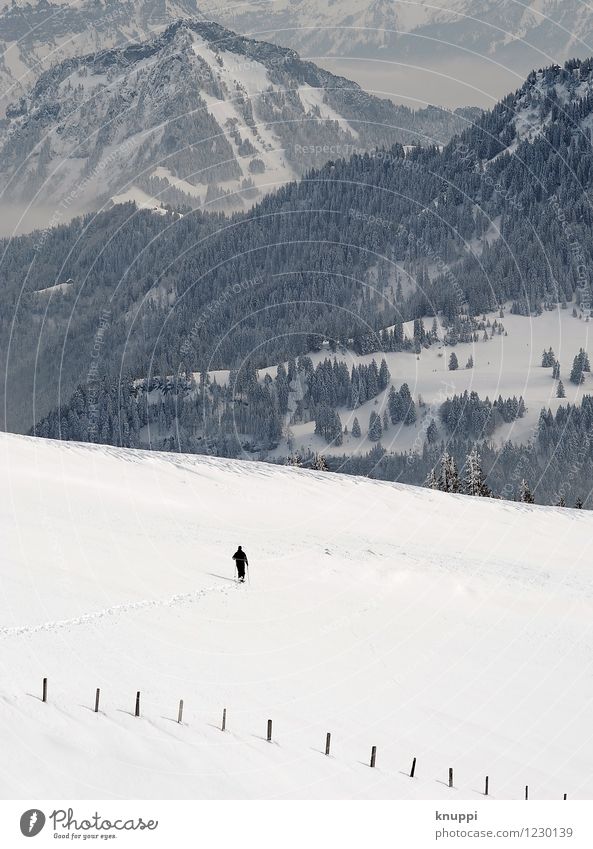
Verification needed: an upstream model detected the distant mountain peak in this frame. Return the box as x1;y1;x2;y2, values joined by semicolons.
0;13;469;218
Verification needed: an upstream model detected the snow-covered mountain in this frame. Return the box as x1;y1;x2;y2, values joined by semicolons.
2;431;593;798
0;0;201;115
0;18;468;217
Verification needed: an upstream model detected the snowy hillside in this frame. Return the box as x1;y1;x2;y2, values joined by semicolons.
2;432;593;799
268;307;593;459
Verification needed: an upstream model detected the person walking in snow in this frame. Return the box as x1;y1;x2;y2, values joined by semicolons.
232;546;248;582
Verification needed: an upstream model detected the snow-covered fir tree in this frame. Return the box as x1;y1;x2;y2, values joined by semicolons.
368;410;383;442
541;347;555;367
519;479;535;503
312;454;328;471
426;467;439;489
463;447;491;497
440;452;461;493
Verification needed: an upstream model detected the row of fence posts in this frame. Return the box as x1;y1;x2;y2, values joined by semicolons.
39;679;570;798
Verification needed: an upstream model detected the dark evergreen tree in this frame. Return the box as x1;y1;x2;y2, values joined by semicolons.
519;479;535;504
463;447;490;497
368;410;383;442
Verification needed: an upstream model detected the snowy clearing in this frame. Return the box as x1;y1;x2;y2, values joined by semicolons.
202;306;593;459
1;434;593;799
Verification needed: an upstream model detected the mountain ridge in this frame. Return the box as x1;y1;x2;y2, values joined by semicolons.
0;17;473;218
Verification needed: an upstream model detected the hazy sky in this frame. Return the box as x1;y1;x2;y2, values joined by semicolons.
310;55;532;110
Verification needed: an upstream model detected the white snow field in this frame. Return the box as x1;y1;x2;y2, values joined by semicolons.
1;433;593;800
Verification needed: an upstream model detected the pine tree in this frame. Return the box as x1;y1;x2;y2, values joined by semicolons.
556;380;565;398
557;496;566;507
312;454;328;471
368;410;383;442
426;419;438;444
519;479;535;503
464;446;490;497
399;383;416;425
427;468;439;489
378;358;390;391
448;352;459;371
466;355;473;369
352;417;361;438
441;452;461;493
570;349;589;384
541;347;555;367
575;496;583;508
387;385;400;423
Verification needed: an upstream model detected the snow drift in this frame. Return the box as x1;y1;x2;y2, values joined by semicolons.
0;433;592;799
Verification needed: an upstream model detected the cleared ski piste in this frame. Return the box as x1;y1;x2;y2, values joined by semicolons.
1;433;592;800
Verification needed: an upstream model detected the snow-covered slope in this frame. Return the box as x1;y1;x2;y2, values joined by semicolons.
203;307;593;460
2;433;593;799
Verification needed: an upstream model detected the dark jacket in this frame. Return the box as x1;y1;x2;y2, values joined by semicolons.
232;548;248;564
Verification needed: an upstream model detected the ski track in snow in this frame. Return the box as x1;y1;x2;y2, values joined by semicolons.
0;581;232;639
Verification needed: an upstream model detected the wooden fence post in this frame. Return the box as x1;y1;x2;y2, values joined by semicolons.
135;691;140;717
525;785;529;800
178;699;184;724
94;688;100;713
484;776;489;796
410;757;416;778
325;733;331;756
448;768;454;788
222;708;226;731
370;746;377;768
267;719;272;742
42;677;47;703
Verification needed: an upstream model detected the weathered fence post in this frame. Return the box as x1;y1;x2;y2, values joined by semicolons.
94;688;100;713
525;785;529;800
563;793;567;800
267;719;272;742
484;776;489;796
370;746;377;768
448;768;454;788
325;733;331;756
222;708;226;731
135;691;140;717
178;699;184;724
42;677;47;703
410;757;416;778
